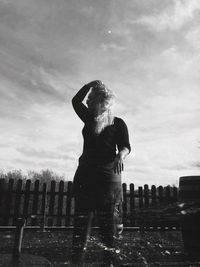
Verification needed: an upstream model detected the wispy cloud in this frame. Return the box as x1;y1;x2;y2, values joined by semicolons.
16;146;76;161
191;161;200;168
135;0;200;31
101;43;126;52
185;26;200;50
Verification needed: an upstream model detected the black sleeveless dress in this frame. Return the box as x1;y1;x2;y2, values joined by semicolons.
73;116;131;205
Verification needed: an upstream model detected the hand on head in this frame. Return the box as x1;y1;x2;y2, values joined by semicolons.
87;80;104;89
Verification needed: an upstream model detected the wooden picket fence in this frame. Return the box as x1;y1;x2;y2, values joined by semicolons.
0;179;180;229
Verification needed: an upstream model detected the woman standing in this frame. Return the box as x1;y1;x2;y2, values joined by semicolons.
71;80;131;266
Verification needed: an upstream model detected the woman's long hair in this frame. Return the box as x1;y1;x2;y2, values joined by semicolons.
86;83;115;135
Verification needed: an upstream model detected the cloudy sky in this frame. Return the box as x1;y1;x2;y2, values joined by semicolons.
0;0;200;186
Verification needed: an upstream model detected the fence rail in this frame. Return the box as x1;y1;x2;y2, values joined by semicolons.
0;179;179;228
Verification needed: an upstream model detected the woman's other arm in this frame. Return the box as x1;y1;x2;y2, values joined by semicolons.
118;147;130;160
114;118;131;174
114;147;130;174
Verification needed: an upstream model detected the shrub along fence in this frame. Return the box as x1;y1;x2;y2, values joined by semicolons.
0;178;180;229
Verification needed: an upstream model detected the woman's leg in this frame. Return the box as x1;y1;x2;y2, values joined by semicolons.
97;202;116;266
97;182;123;266
71;197;93;265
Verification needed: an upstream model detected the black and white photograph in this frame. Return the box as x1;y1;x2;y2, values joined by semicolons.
0;0;200;266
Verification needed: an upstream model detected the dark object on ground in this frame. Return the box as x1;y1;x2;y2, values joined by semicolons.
0;254;52;267
12;218;26;261
179;175;200;259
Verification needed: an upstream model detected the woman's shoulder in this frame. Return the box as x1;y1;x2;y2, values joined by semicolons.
114;116;126;125
114;117;128;130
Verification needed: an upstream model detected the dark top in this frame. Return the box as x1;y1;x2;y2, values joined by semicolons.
79;116;131;165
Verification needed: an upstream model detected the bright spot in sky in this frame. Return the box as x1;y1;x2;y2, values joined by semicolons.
108;30;112;34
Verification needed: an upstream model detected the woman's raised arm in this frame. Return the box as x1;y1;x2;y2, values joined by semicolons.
72;85;89;122
72;80;102;122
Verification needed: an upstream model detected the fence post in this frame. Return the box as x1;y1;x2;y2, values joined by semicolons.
12;218;26;261
130;183;135;226
144;184;149;208
151;185;157;206
31;180;40;226
23;179;31;223
158;186;164;229
138;186;143;208
13;179;23;225
165;186;171;204
41;183;47;231
65;181;72;226
0;179;6;224
57;180;64;226
48;180;56;226
158;186;163;204
4;179;14;225
0;178;5;207
122;183;127;225
172;186;178;202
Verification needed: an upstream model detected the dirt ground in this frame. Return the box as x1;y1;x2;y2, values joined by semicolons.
0;229;200;266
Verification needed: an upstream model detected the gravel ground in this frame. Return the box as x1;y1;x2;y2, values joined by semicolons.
0;229;199;266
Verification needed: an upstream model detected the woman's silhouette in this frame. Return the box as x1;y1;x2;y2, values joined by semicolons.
71;80;131;266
